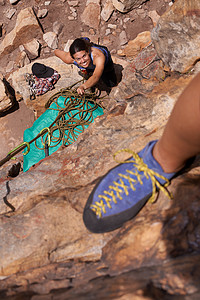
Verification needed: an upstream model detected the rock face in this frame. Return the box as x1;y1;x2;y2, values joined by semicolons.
118;31;151;58
151;0;200;73
0;57;198;299
0;7;42;57
0;100;35;159
0;0;200;299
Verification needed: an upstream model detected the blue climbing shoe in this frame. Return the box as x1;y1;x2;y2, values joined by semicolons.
83;140;175;233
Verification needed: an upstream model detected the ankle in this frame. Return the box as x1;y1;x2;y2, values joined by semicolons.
152;141;185;174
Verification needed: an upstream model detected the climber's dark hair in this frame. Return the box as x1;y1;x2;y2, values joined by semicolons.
69;38;91;58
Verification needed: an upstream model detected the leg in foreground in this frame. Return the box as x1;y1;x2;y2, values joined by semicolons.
83;73;200;233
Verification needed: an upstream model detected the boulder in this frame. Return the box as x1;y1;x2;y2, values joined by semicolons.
5;8;16;19
112;0;146;13
43;32;58;50
101;0;114;22
0;7;42;58
9;0;20;3
81;2;100;30
23;39;40;60
37;8;48;18
118;31;151;58
151;0;200;73
16;50;30;68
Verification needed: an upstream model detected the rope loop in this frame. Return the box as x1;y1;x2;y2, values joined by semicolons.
22;142;31;156
7;142;30;157
39;127;51;147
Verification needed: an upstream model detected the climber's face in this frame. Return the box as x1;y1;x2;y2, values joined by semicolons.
73;50;91;68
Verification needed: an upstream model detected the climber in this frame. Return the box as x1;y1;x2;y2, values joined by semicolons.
83;72;200;233
54;37;117;95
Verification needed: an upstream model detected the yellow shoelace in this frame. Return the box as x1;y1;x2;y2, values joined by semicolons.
90;149;172;218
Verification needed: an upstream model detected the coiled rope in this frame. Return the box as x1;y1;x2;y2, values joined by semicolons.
36;87;103;150
0;82;104;167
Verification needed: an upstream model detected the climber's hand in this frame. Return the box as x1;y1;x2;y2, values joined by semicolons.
77;85;85;95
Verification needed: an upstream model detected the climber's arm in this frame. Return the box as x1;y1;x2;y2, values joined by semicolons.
54;49;74;64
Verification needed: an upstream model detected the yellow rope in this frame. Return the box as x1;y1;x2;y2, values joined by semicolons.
39;127;51;147
0;82;104;168
34;89;104;151
90;149;172;218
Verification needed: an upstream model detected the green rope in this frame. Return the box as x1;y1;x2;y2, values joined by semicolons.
7;142;30;156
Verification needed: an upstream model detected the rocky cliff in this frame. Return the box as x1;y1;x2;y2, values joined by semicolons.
0;0;200;299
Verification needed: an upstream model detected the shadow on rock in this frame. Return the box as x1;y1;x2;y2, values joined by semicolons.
158;155;200;297
114;63;123;84
0;78;19;117
96;63;124;95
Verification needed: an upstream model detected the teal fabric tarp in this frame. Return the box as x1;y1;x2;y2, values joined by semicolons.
23;96;104;172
